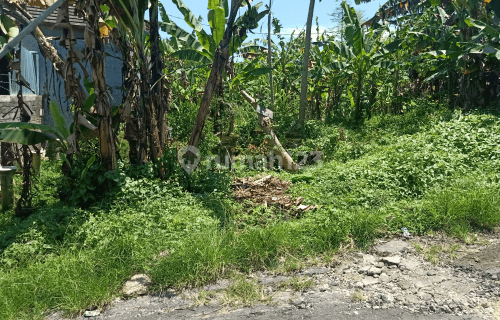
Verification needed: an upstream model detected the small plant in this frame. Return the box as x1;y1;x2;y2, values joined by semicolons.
350;289;365;303
279;277;313;292
224;276;262;306
195;290;216;305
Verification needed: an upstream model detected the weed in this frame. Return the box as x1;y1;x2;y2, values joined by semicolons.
224;276;262;306
350;289;366;303
279;277;313;292
195;290;216;305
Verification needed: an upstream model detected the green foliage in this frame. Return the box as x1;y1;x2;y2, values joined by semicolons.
1;107;500;319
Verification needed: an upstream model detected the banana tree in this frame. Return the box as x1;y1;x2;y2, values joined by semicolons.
108;0;166;166
0;15;19;51
159;0;269;149
405;0;499;108
158;0;269;64
330;1;400;123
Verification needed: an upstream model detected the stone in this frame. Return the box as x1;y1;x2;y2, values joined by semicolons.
380;294;394;303
426;270;437;276
398;280;412;290
381;256;401;266
418;292;433;301
373;240;410;255
302;267;330;276
122;274;151;297
414;278;432;289
379;273;391;283
405;295;420;304
485;268;500;279
362;277;380;286
367;267;382;276
319;283;329;292
293;300;312;309
259;276;289;285
205;279;231;291
399;259;420;271
358;266;370;274
362;254;377;264
353;281;364;289
441;305;452;313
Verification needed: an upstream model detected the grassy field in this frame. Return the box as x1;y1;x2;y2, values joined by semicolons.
0;106;499;319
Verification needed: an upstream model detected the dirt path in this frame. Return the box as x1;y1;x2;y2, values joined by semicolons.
49;231;500;320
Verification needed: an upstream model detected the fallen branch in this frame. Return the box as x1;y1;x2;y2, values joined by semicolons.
241;90;300;172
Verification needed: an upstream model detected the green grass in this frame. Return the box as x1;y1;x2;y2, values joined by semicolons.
1;107;499;319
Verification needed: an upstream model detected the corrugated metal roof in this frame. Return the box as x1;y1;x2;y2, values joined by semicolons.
26;4;85;28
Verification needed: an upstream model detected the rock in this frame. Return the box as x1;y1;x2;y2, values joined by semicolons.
440;305;452;313
362;254;377;264
414;278;431;289
362;277;379;286
379;273;391;283
380;294;394;303
484;268;500;279
319;283;329;292
205;279;232;291
418;292;433;301
353;281;364;289
381;256;401;266
399;259;420;271
405;295;420;304
293;300;312;309
122;274;151;298
259;276;289;285
367;267;382;276
358;266;370;274
398;280;412;290
426;270;437;276
302;267;330;275
373;240;410;256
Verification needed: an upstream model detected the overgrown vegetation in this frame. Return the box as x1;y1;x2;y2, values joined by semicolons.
0;0;499;318
1;107;499;319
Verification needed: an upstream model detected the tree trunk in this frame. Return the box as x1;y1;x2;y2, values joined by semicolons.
298;0;315;128
85;0;116;171
267;0;274;104
241;90;300;172
368;78;377;119
354;76;363;124
149;0;164;174
187;0;243;150
121;42;142;165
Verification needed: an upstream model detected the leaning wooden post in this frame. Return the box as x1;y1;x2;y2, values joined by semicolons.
241;90;300;172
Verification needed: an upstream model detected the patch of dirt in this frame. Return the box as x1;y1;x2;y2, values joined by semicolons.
493;299;500;320
233;175;319;215
452;242;500;275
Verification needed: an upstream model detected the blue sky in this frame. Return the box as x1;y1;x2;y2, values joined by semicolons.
157;0;387;44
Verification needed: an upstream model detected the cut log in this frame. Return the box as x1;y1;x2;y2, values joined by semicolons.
241;90;300;172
